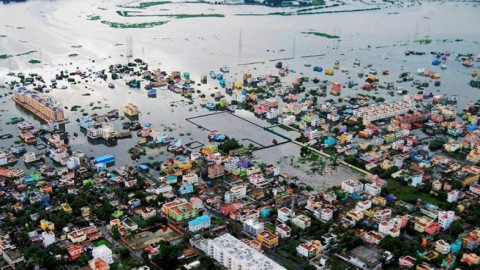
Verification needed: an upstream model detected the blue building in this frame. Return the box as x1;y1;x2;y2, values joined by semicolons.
78;116;96;129
179;184;194;195
94;155;115;165
136;164;150;173
324;136;336;147
188;215;211;232
450;239;462;253
165;175;178;184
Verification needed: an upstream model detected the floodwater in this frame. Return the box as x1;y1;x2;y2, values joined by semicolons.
0;0;479;184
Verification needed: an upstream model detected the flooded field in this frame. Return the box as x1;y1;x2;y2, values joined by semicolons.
253;142;363;189
188;112;289;148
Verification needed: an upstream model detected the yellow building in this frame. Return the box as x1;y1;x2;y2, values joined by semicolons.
61;203;72;213
467;150;480;164
257;230;279;248
81;206;91;217
463;174;479;186
372;196;387;207
40;220;55;231
381;160;393;170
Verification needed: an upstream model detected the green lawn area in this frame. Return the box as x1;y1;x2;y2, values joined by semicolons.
276;239;307;266
131;216;149;228
211;216;225;226
265;222;276;232
386;178;445;207
93;239;112;247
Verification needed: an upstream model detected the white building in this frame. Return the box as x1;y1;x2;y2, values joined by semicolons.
66;156;81;170
243;219;264;237
207;233;284;270
393;156;404;168
437;211;455;230
275;224;291;238
224;185;247;203
296;240;323;258
435;240;451;255
447;190;459;203
364;183;381;196
277;207;293;223
92;245;113;264
373;209;392;222
378;220;400;238
342;179;363;194
353;101;415;121
41;231;55;247
67;230;86;243
355;200;372;212
291;215;312;230
320;208;333;223
410;174;423;187
182;173;199;185
137;207;156;220
188;215;211;233
470;184;480;195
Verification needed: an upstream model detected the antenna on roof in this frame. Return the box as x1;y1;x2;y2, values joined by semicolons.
292;36;296;59
291;192;295;216
126;35;133;63
238;29;243;60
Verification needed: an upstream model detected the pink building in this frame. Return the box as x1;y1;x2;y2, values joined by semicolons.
399;255;416;268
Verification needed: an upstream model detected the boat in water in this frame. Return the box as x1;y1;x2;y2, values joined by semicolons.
10;117;24;124
440;64;447;70
220;66;229;73
471;70;478;77
17;121;34;131
210;71;217;79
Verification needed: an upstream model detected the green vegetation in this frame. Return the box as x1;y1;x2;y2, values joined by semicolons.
276;239;307;265
130;216;148;228
122;1;172;9
28;59;41;64
173;13;224;19
16;50;37;57
0;35;6;38
385;178;444;207
428;138;446;151
302;31;340;39
71;45;83;48
470;79;480;89
312;0;326;5
71;105;82;111
93;239;112;247
101;20;168;28
116;10;225;19
218;138;242;154
379;235;420;258
235;7;380;16
151;241;187;270
87;15;101;21
1;50;37;60
68;53;79;57
414;38;432;44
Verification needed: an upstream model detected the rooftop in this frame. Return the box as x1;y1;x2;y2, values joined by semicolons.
209;234;284;270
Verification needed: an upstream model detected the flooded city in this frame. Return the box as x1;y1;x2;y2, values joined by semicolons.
0;0;480;269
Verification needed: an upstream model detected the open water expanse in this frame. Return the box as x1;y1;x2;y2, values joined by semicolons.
0;0;479;186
